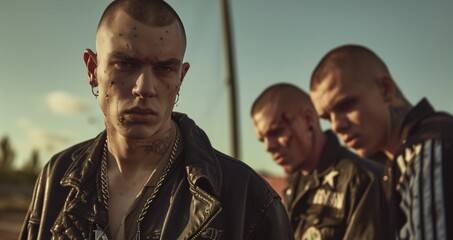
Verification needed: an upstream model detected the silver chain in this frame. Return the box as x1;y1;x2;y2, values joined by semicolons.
101;141;110;210
100;129;180;240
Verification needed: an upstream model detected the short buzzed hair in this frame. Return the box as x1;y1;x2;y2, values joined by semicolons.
97;0;186;47
251;83;315;117
310;44;390;91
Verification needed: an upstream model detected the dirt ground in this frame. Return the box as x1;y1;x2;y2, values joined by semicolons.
0;183;32;239
0;211;26;239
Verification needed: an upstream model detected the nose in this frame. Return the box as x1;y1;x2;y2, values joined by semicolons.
330;112;349;134
132;68;157;99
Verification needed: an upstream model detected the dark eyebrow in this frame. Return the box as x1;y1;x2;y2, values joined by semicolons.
331;96;355;112
157;58;182;66
108;51;181;65
108;51;136;60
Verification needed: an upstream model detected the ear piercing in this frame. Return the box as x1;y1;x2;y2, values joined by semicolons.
175;93;180;105
92;86;99;98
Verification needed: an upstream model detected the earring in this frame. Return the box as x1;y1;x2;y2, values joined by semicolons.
174;93;180;106
91;86;99;98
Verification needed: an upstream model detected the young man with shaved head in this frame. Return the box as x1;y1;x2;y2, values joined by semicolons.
19;1;293;239
310;44;453;239
251;83;387;239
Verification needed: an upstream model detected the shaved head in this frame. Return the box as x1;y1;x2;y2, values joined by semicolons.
251;83;315;117
97;0;186;48
251;83;326;173
251;83;321;132
309;44;411;157
310;44;390;91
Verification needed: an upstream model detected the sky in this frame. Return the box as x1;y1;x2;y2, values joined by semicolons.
1;0;453;176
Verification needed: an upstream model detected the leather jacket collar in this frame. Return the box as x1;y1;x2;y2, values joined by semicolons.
174;112;222;197
398;98;435;144
60;112;223;201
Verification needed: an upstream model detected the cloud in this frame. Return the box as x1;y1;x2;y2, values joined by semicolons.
17;118;72;153
46;91;89;115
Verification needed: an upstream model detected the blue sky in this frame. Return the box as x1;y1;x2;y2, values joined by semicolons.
1;0;452;176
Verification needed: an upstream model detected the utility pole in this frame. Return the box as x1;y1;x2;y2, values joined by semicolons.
220;0;240;159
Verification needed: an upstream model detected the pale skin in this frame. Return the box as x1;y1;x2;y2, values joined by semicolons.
310;61;410;160
83;10;189;237
252;98;325;174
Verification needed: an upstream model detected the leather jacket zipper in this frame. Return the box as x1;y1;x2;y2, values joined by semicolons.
188;206;222;240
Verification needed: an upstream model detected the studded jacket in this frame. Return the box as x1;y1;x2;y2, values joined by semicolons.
385;99;453;240
19;113;294;240
283;131;388;240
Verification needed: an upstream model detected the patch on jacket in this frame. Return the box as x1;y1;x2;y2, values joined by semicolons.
310;169;344;210
302;226;322;240
322;170;339;189
312;189;344;210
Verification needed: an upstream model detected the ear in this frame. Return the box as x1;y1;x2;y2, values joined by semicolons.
178;62;190;87
377;76;396;102
303;108;317;131
83;49;98;87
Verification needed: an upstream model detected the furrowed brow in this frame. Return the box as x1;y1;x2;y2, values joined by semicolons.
331;96;354;113
157;58;182;66
108;51;136;60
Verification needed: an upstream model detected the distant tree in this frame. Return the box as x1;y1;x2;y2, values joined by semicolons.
23;148;41;177
0;136;15;173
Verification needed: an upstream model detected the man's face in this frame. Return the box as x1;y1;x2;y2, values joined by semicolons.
252;105;314;174
90;10;189;140
310;68;390;157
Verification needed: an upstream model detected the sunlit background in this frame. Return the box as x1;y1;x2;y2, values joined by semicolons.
1;0;453;176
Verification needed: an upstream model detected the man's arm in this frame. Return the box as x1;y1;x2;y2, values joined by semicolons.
247;196;294;240
19;168;46;240
343;171;389;240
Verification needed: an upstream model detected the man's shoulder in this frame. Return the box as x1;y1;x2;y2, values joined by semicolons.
214;150;270;182
338;146;383;170
395;110;453;167
415;110;453;138
335;147;384;181
403;99;453;144
41;135;100;174
214;150;279;197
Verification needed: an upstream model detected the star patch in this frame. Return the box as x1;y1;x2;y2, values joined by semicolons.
322;170;339;189
302;226;322;240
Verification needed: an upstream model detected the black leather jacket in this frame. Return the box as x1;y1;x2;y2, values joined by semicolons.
20;113;294;240
283;131;388;240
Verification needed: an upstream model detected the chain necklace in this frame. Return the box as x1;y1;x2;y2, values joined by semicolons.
100;129;180;240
